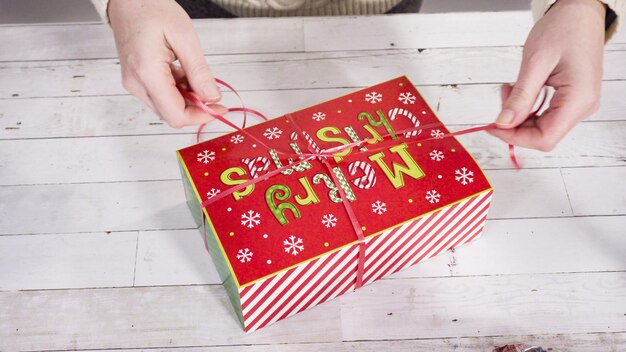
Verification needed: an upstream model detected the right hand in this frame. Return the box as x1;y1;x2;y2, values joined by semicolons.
108;0;227;128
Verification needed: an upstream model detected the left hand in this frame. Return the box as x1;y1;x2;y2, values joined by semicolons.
489;0;606;151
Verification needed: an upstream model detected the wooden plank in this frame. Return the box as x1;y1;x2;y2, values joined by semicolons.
0;232;137;291
2;48;626;99
1;12;624;62
2;121;624;186
454;121;626;171
77;333;626;352
134;229;221;287
0;164;619;238
304;12;534;52
0;181;196;235
561;166;626;216
340;272;626;341
304;12;626;51
5;215;624;291
1;273;623;350
0;285;343;351
2;80;625;140
486;168;573;219
125;215;626;288
0;19;304;62
394;215;626;279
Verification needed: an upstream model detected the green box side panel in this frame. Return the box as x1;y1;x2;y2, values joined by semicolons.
178;159;244;328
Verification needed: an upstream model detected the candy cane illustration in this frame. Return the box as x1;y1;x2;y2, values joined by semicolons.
347;160;377;190
241;156;270;178
301;130;321;154
388;107;421;138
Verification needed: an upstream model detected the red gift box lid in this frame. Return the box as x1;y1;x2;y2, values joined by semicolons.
177;76;492;287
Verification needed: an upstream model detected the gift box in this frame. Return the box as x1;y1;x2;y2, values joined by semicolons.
177;76;493;332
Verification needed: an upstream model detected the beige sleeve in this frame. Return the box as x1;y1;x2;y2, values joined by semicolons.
531;0;625;41
90;0;110;23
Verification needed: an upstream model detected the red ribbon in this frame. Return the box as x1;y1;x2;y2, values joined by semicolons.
178;80;520;289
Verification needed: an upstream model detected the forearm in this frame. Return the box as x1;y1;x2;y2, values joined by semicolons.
532;0;625;40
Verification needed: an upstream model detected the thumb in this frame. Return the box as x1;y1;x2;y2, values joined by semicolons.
182;58;221;103
496;53;554;128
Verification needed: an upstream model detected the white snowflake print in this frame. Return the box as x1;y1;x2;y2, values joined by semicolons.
283;235;304;255
312;112;326;122
425;190;441;204
371;200;387;215
230;134;244;144
429;150;444;161
430;129;445;139
263;127;283;140
321;214;337;228
365;91;383;104
206;188;221;199
236;248;253;263
398;92;416;105
455;167;474;185
241;210;261;228
197;150;215;164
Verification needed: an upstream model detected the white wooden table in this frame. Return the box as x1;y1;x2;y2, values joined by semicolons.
1;11;625;351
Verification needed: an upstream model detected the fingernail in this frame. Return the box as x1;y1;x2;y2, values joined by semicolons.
203;87;221;103
496;109;515;126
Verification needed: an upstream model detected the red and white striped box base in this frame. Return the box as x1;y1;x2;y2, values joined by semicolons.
239;190;492;332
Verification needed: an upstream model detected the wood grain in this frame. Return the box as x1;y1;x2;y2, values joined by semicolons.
0;231;137;290
394;215;626;279
3;216;622;292
340;272;626;341
0;285;343;351
561;166;626;216
1;273;623;351
1;122;625;186
66;333;626;352
2;81;625;140
134;229;221;287
0;19;304;62
1;12;624;62
0;181;195;235
2;48;626;99
1;11;624;352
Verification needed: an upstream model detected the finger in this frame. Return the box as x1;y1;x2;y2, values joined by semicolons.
495;52;557;128
136;91;158;115
500;83;513;104
206;104;229;116
121;75;159;115
139;62;215;128
165;21;221;103
489;86;591;151
170;63;188;86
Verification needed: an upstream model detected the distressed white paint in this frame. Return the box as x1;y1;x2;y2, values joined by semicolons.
0;232;137;290
134;229;221;287
2;49;626;100
1;11;625;352
561;166;626;216
2;81;626;140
